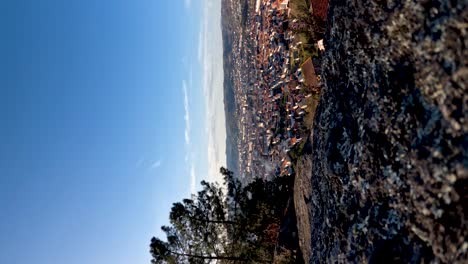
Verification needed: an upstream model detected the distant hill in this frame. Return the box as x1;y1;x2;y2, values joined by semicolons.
221;0;239;176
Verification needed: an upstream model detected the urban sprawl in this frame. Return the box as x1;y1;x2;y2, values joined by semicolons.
233;0;324;182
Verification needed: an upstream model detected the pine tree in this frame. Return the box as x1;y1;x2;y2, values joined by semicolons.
149;168;294;263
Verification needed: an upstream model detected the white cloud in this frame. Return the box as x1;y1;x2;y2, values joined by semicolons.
181;0;226;196
182;80;191;146
199;0;227;184
183;71;196;194
151;160;162;169
184;0;191;9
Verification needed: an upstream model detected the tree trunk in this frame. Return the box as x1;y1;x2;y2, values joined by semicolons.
171;250;249;262
190;217;236;225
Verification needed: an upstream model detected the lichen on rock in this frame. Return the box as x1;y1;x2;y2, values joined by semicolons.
309;0;467;262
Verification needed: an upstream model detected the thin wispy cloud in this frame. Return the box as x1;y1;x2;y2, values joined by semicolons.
183;70;196;194
184;0;191;9
182;80;191;147
151;160;162;169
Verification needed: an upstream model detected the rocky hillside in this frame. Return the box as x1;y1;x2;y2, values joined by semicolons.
309;0;467;263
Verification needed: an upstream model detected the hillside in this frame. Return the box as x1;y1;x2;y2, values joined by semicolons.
221;0;240;176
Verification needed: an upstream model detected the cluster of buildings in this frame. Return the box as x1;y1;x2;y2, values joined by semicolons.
231;0;323;182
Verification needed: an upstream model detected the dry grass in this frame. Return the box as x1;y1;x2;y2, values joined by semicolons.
302;94;320;130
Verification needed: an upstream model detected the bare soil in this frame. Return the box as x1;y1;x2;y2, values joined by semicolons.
294;155;313;263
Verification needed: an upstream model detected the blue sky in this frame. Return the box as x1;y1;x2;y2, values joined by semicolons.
0;0;225;263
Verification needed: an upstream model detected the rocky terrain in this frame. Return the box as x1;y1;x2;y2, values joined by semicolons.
308;0;467;262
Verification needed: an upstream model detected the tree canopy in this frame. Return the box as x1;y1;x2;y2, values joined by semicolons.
149;168;296;263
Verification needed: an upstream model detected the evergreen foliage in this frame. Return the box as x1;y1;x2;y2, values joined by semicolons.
150;168;295;263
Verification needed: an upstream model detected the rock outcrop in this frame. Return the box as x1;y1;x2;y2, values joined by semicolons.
309;0;467;262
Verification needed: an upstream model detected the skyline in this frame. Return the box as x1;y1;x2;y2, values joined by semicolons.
0;0;226;263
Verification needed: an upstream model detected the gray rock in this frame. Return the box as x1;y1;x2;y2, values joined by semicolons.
309;0;467;263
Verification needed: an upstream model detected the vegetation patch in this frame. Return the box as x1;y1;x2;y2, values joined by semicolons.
150;168;301;263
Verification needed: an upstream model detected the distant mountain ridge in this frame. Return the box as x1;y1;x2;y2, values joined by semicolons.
221;0;240;176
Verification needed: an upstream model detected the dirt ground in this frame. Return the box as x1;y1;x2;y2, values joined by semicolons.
294;155;313;263
306;0;467;263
